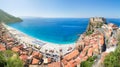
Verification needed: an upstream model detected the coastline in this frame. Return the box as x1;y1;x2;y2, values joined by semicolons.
1;17;120;67
2;23;75;55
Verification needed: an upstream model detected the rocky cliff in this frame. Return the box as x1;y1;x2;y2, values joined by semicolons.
86;17;107;34
61;17;120;67
75;17;120;67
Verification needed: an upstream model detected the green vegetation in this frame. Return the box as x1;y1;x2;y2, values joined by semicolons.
96;22;103;28
0;9;22;23
86;30;93;35
0;50;24;67
80;56;97;67
104;42;120;67
104;33;120;67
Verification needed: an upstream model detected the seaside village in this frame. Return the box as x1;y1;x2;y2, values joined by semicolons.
0;17;120;67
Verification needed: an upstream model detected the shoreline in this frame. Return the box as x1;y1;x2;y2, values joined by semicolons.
2;23;75;55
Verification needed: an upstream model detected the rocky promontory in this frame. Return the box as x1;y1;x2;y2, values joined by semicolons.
86;17;107;35
62;17;120;67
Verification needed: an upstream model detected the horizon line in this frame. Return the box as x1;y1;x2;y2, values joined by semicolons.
19;16;120;19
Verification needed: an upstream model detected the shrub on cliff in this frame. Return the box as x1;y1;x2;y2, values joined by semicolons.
80;56;97;67
104;42;120;67
86;30;93;35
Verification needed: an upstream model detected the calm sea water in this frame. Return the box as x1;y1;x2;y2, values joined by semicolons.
7;18;120;44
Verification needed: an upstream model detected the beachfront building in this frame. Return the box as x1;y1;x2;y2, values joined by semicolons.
0;23;58;67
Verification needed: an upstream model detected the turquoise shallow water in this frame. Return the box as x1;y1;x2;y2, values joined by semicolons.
7;18;120;44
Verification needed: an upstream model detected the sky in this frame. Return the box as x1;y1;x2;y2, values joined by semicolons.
0;0;120;18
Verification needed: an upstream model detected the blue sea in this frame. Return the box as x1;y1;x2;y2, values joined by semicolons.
7;18;120;44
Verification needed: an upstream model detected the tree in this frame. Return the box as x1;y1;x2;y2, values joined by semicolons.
104;42;120;67
0;50;24;67
0;52;6;67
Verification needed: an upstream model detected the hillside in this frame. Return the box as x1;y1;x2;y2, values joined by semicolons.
0;9;22;23
75;17;120;67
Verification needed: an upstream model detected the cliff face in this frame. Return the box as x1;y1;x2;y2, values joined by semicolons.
76;17;119;52
86;17;107;33
75;17;119;66
0;9;22;23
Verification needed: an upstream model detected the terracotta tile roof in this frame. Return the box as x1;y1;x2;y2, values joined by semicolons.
0;44;6;51
62;59;67;65
69;60;75;64
48;62;61;67
68;62;75;67
87;48;93;57
75;57;81;64
66;62;74;67
17;45;24;49
48;58;52;63
79;51;86;58
32;58;39;65
83;37;90;46
32;51;40;57
99;35;104;46
65;65;69;67
93;44;99;49
19;54;28;62
0;47;6;51
12;47;20;52
82;56;88;61
38;53;43;59
83;46;89;52
64;50;79;61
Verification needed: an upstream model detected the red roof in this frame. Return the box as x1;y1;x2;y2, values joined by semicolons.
93;44;98;49
32;51;40;57
99;35;104;46
64;50;79;61
83;46;89;52
12;47;20;52
82;56;88;61
0;44;6;51
48;62;61;67
79;51;86;59
19;54;28;62
32;58;39;65
87;48;93;57
75;57;81;64
62;59;67;65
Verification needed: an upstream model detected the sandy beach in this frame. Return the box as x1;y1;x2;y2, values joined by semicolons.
2;23;75;55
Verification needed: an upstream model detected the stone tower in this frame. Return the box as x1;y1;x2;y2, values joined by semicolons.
86;17;107;33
